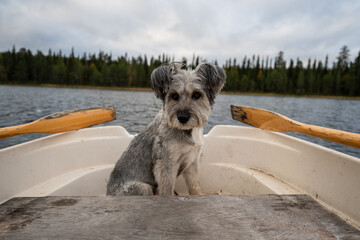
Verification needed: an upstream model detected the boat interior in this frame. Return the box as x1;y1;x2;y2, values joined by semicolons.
0;125;359;229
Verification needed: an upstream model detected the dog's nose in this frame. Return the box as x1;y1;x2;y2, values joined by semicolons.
177;110;190;124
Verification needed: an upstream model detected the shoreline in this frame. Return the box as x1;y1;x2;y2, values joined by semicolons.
1;83;360;100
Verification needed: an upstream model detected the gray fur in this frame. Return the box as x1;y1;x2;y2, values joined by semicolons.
195;62;226;105
150;62;184;100
107;62;226;196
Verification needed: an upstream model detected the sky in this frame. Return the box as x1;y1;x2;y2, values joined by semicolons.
0;0;359;65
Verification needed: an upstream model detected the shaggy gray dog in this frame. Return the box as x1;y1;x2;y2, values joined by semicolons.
107;62;226;196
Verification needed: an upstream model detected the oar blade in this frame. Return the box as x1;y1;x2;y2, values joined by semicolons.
230;105;296;132
231;104;360;149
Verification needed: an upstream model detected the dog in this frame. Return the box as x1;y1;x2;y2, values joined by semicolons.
106;62;226;196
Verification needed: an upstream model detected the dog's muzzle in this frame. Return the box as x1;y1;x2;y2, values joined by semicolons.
177;110;191;124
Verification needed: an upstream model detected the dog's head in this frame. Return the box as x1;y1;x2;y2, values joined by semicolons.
151;62;226;130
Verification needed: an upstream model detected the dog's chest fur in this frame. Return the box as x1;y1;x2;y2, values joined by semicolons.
162;127;203;170
153;110;203;171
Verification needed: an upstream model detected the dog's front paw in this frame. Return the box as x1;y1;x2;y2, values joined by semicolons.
189;186;202;195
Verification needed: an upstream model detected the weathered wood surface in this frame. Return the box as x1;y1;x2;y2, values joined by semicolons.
0;195;359;239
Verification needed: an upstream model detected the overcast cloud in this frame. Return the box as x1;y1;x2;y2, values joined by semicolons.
0;0;359;65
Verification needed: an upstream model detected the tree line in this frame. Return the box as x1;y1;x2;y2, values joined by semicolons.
0;46;359;96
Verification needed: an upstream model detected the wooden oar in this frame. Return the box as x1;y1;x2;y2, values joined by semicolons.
0;106;116;140
231;105;360;149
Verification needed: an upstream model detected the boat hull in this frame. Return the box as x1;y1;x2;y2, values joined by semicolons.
0;125;359;228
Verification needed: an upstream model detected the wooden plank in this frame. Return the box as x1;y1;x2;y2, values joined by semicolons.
0;195;359;239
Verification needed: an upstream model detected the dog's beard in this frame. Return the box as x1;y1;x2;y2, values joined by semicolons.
166;111;207;130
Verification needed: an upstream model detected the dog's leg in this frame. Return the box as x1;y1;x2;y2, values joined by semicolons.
122;181;154;196
153;160;178;195
182;159;201;195
108;181;154;196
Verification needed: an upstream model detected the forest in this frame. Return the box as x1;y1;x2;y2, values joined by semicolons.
0;46;359;96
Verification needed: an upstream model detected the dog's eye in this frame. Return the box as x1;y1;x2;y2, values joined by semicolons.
192;91;202;100
171;93;180;101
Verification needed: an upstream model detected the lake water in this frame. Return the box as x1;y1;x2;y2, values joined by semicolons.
1;85;359;158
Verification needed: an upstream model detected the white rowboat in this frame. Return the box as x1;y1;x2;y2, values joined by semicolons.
0;125;359;230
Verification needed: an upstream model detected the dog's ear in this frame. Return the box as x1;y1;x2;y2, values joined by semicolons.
195;63;226;104
151;63;183;100
151;65;170;100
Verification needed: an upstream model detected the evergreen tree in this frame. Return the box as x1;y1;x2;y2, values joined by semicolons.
287;59;295;93
274;51;285;69
0;53;7;82
53;58;66;85
351;51;360;96
296;70;305;94
14;59;27;83
240;74;250;92
88;63;101;85
337;45;350;71
322;71;334;95
101;63;110;86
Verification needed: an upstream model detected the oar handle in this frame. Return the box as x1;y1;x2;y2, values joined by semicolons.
0;106;116;140
0;123;36;139
295;123;360;149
